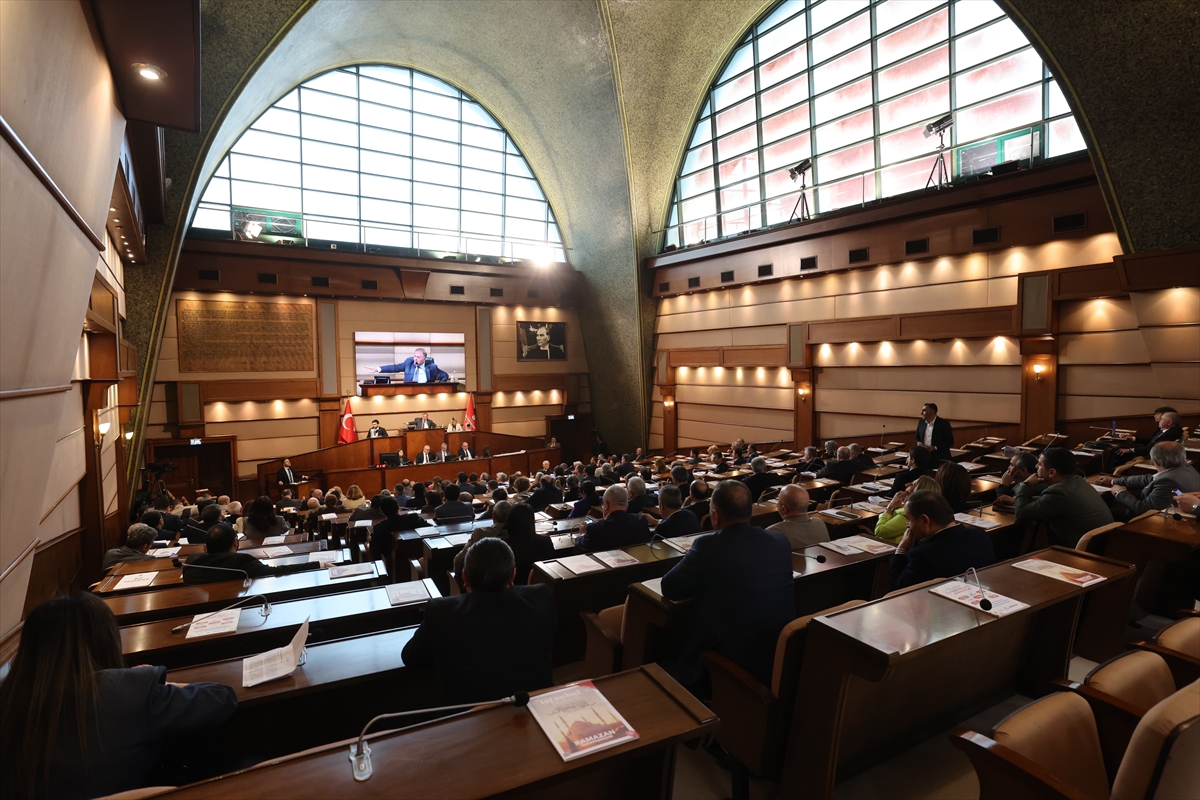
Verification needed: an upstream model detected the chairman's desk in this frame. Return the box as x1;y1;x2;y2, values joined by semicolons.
104;561;389;625
777;546;1136;799
120;576;436;670
157;664;716;800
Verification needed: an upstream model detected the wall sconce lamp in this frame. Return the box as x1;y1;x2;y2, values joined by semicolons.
798;386;809;402
1033;364;1044;382
663;398;675;409
98;421;111;437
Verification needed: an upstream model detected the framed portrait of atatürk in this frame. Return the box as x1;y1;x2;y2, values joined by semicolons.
517;321;567;361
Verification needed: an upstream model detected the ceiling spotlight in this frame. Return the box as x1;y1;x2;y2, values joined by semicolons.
787;159;812;181
133;63;167;81
923;114;953;138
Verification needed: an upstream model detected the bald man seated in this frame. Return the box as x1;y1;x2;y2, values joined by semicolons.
574;485;651;553
767;485;830;550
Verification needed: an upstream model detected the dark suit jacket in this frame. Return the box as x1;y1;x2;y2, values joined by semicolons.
182;551;321;584
661;523;795;688
575;510;651;552
615;462;637;478
182;521;209;545
402;585;556;704
1133;425;1183;458
886;466;932;497
416;451;438;464
509;532;556;585
849;454;876;472
742;472;785;502
276;466;298;485
370;513;433;560
416;418;437;429
159;512;183;533
685;499;711;523
528;484;564;511
711;461;733;474
887;524;996;591
915;417;955;462
568;495;602;518
367;427;388;438
458;447;474;459
628;493;659;514
39;666;236;800
655;508;702;539
796;457;825;473
434;500;475;523
815;459;859;484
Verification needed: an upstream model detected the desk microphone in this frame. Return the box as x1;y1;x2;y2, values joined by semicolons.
799;553;827;563
350;692;531;781
648;532;668;551
965;567;992;611
170;594;272;634
173;559;251;588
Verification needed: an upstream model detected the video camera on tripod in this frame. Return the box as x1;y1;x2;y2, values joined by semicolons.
145;461;177;475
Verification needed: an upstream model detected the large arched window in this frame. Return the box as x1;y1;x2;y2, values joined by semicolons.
192;66;565;263
664;0;1086;249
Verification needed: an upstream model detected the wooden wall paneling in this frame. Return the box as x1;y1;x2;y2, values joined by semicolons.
1115;246;1200;291
202;379;319;403
660;384;677;454
22;529;84;617
1020;342;1058;441
787;323;806;367
668;348;722;367
318;399;341;449
324;468;385;496
399;270;428;299
79;414;106;585
793;370;814;449
899;306;1019;340
490;374;568;393
1054;263;1124;300
1018;273;1053;334
807;316;899;344
474;391;493;432
720;345;788;366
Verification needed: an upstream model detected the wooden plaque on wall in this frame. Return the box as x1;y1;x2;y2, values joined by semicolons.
177;299;314;373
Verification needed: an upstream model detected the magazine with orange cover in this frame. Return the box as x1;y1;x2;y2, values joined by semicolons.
527;681;639;761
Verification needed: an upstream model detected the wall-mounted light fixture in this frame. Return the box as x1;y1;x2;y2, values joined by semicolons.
663;398;675;409
798;386;809;402
98;421;111;437
1033;364;1044;382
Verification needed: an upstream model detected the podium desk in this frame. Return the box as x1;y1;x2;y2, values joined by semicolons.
121;577;436;670
532;542;685;664
359;380;465;397
618;543;891;672
158;664;716;800
778;546;1136;799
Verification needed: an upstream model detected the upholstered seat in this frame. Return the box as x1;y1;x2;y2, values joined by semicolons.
1085;650;1177;712
1155;616;1199;660
990;692;1111;800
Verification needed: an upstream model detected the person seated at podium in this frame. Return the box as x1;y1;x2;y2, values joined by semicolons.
626;476;658;514
366;419;388;438
1013;447;1114;547
447;417;464;432
416;444;438;465
684;479;712;523
183;524;323;584
660;480;795;694
367;347;449;383
815;446;859;484
847;443;875;472
887;491;995;591
101;524;158;570
742;457;786;502
710;451;732;474
767;485;829;550
438;442;455;462
457;441;474;460
1113;407;1181;463
0;593;237;800
528;475;563;512
152;494;184;533
795;445;825;474
402;538;555;704
649;484;701;539
435;489;475;523
574;485;651;553
241;496;288;539
275;488;302;510
1108;442;1200;518
413;412;437;430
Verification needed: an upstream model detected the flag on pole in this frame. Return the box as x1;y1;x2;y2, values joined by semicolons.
464;393;477;431
338;398;357;444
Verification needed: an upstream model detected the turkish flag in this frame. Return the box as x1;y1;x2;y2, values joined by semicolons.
338;399;357;444
464;394;477;431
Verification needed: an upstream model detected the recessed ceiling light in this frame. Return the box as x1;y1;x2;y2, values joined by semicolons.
132;63;167;81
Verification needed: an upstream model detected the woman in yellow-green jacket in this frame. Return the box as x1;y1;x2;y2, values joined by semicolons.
874;475;942;542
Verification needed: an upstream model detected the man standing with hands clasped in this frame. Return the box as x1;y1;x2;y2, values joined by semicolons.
915;402;954;464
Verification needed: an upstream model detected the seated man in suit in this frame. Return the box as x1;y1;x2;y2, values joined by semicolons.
370;495;432;564
710;452;733;474
742;456;786;502
457;441;475;460
815;446;859;484
767;485;829;550
614;454;637;478
183;503;223;545
437;442;455;462
795;446;825;474
152;494;184;533
102;524;158;570
683;479;712;523
527;475;564;511
626;476;658;514
1106;442;1200;518
453;501;512;575
886;444;934;497
647;484;701;539
887;490;995;591
574;485;651;552
847;443;875;472
992;452;1039;510
915;402;954;463
661;480;795;693
276;488;302;510
368;347;449;383
1115;409;1185;464
402;537;556;704
183;523;325;584
434;489;475;523
416;444;437;465
670;464;692;488
415;412;437;429
1013;447;1114;547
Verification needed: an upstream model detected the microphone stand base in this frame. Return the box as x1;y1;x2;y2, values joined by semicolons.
349;743;372;781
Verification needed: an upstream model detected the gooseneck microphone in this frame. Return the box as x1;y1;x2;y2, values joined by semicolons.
173;558;251;588
349;693;531;781
170;594;272;634
965;567;992;611
800;553;827;563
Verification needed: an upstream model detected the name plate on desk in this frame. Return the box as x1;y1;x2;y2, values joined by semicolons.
113;572;156;591
320;513;338;521
186;608;242;638
262;535;287;545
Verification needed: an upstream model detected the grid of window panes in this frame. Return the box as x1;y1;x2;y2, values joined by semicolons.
663;0;1086;249
192;66;565;262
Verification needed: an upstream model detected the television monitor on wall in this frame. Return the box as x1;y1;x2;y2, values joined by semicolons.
355;332;466;383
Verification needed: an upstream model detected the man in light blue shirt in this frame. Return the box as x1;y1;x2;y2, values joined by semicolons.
369;348;449;383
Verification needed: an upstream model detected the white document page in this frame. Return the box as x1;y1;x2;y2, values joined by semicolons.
242;617;309;688
113;572;156;590
186;608;242;639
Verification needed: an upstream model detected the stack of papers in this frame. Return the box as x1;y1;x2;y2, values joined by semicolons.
592;550;641;568
385;582;430;606
113;572;156;591
445;532;473;546
1092;484;1112;494
954;513;1002;530
819;535;896;556
185;608;242;638
243;618;309;688
960;462;987;472
1012;558;1104;587
930;580;1029;617
149;546;181;558
852;502;888;514
664;533;709;553
550;534;577;550
556;555;606;575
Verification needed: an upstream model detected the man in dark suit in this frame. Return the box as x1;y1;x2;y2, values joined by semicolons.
152;495;183;533
815;447;858;484
458;442;475;460
369;348;449;383
684;479;712;523
528;475;563;511
742;456;786;502
402;537;556;704
887;490;995;591
434;489;475;523
661;480;795;692
574;485;651;552
1013;447;1114;547
276;488;302;510
614;455;637;478
520;324;566;359
847;443;875;472
366;419;388;438
275;458;300;489
1116;409;1184;462
437;443;455;462
416;445;437;465
795;446;825;474
182;504;223;545
648;485;701;539
183;523;325;584
886;445;934;498
915;402;954;463
626;476;658;514
416;412;437;430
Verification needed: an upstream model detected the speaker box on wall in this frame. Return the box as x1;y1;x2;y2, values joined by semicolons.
1021;274;1050;331
788;324;806;367
656;351;668;383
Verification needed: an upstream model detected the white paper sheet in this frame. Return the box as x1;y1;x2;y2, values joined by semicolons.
386;582;430;606
954;513;1002;530
592;550;641;568
930;580;1029;617
113;572;156;590
242;617;309;688
185;608;241;638
308;551;339;563
262;535;287;545
556;555;607;575
320;513;337;521
262;546;293;557
445;532;472;545
551;534;577;550
149;547;181;558
329;563;374;579
353;519;373;528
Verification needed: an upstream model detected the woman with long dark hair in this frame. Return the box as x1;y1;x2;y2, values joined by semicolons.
504;503;555;585
0;593;236;799
241;495;287;539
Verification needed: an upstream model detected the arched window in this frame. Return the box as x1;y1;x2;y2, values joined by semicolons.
192;66;565;264
664;0;1086;249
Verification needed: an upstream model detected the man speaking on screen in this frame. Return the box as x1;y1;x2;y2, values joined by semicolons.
368;347;449;383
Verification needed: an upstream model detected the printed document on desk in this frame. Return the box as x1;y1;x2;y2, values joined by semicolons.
243;617;309;688
528;680;639;761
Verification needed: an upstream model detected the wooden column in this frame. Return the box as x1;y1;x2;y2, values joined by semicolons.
1020;337;1058;441
660;384;677;455
79;408;107;585
793;369;815;449
318;399;342;447
473;391;493;431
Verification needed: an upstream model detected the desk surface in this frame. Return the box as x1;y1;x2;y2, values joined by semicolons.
159;664;715;799
1120;512;1200;545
